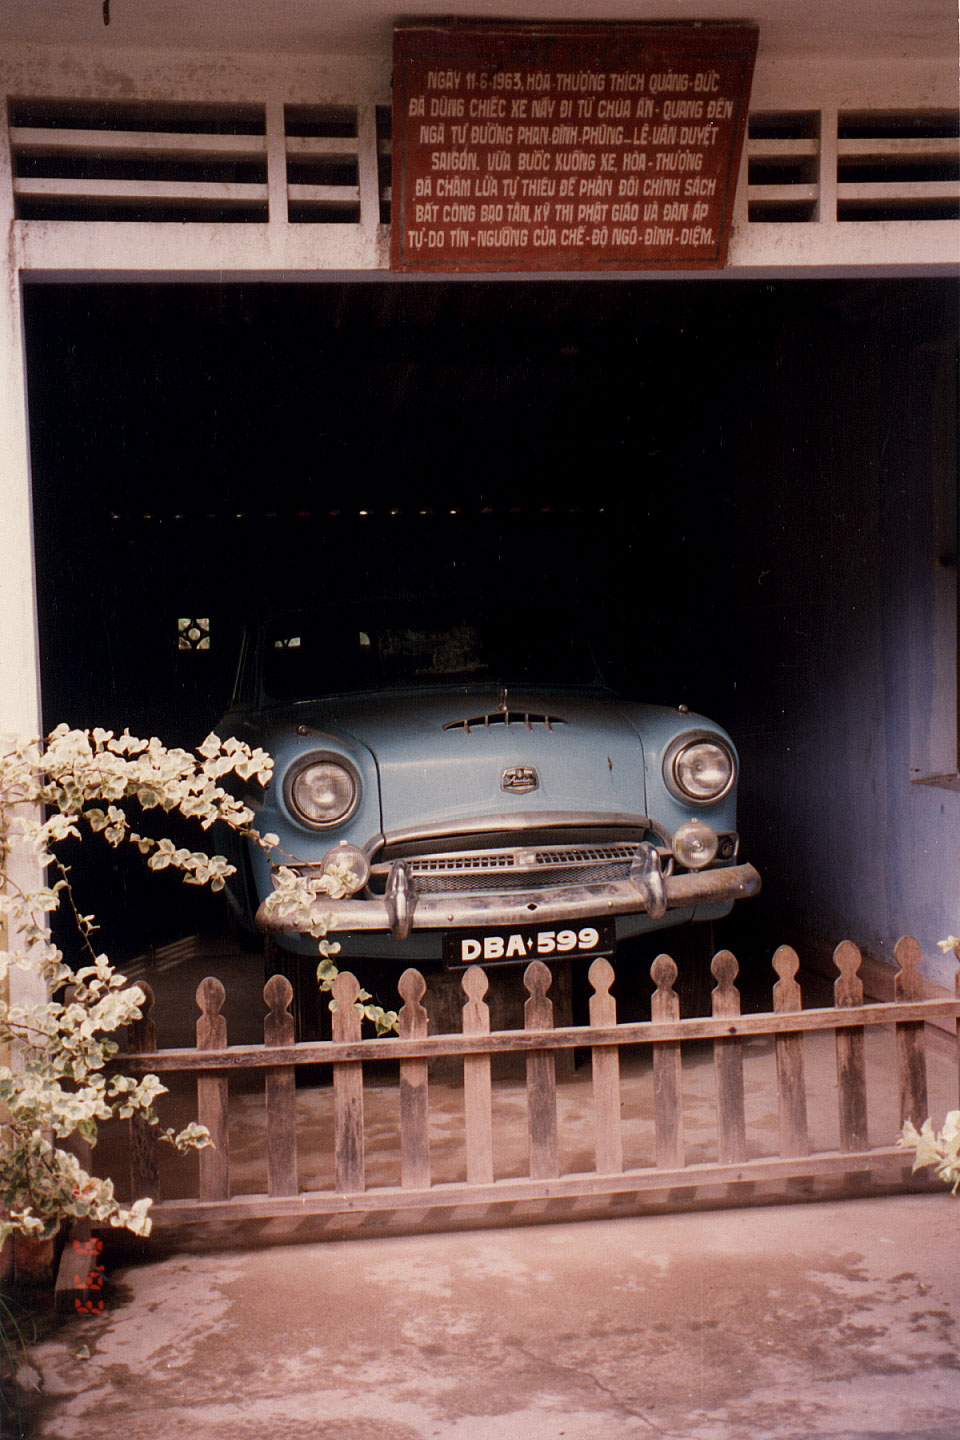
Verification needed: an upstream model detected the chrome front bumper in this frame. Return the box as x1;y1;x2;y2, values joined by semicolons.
257;861;761;939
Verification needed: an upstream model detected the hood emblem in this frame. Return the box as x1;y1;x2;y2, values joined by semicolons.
501;765;539;794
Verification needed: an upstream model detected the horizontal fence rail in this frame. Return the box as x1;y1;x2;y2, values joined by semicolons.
114;934;959;1237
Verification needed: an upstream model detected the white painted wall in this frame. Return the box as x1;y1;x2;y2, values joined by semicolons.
726;287;960;988
0;102;40;740
0;100;46;1011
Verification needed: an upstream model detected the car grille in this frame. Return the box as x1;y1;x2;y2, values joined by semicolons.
370;841;663;895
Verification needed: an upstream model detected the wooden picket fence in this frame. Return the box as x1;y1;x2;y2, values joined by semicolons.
117;935;960;1238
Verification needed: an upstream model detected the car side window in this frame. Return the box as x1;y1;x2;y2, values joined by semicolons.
263;622;379;700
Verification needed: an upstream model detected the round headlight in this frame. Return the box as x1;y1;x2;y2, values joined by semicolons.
286;755;359;829
672;819;719;870
664;734;736;803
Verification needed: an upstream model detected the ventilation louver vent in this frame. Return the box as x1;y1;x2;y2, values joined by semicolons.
8;99;268;222
747;112;820;223
376;106;393;225
9;97;955;238
285;105;360;223
747;108;960;225
443;711;568;733
837;110;960;222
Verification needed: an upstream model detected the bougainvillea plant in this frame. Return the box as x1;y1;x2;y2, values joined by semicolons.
898;1112;960;1193
896;935;960;1194
0;725;394;1246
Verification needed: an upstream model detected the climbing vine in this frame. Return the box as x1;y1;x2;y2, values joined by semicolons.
0;724;392;1246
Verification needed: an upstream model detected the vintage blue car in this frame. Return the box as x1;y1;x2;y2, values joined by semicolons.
217;599;760;989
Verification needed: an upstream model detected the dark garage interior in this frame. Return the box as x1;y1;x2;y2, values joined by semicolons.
23;277;959;977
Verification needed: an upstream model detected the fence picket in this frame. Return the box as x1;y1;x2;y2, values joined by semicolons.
772;946;809;1157
894;935;928;1127
588;957;623;1174
524;960;559;1180
462;966;494;1184
833;941;868;1151
332;971;365;1193
263;974;298;1196
712;951;746;1164
128;981;160;1200
196;977;229;1201
398;969;431;1190
651;955;684;1169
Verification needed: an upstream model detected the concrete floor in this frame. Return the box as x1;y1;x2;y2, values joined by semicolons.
20;1193;960;1439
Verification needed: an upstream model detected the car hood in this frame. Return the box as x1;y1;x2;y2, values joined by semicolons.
280;688;649;834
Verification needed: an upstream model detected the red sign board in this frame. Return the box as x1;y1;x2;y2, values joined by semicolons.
391;22;758;273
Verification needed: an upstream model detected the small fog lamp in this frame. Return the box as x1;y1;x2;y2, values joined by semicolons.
672;819;719;871
321;842;370;895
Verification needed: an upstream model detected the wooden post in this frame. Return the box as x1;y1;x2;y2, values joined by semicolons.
127;981;160;1201
55;1131;97;1311
833;940;868;1151
52;986;105;1309
894;935;928;1127
196;977;229;1201
331;971;365;1194
55;1230;105;1315
651;954;684;1169
55;990;100;1312
712;950;746;1164
263;974;298;1197
772;945;809;1158
398;969;431;1190
524;960;558;1180
12;1234;57;1288
589;957;623;1174
461;966;494;1185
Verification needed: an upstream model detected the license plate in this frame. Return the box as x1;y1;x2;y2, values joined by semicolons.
442;919;615;969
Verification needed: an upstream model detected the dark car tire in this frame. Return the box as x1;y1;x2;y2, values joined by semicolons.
225;892;264;954
672;920;717;1018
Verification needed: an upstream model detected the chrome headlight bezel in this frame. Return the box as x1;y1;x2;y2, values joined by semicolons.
283;751;361;830
663;731;736;805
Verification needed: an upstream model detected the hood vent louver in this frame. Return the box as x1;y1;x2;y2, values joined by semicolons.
443;711;568;734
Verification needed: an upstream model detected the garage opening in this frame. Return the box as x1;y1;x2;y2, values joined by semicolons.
23;277;958;983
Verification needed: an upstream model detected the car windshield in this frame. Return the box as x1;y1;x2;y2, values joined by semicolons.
260;603;601;700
